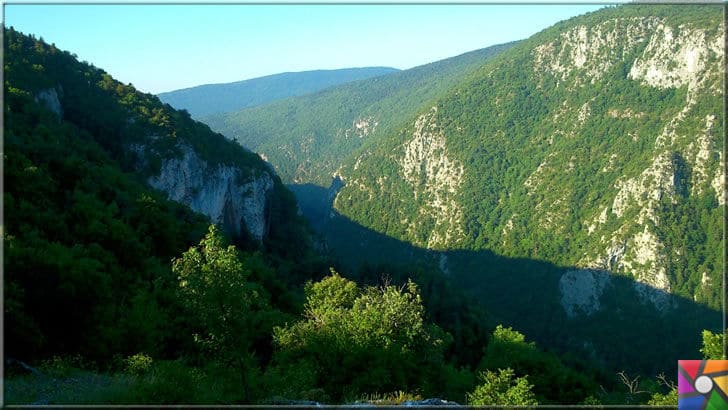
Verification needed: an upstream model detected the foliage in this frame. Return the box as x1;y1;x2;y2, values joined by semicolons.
648;388;677;406
479;325;597;404
4;72;210;361
466;368;538;406
266;271;453;402
356;390;423;405
700;329;727;360
350;262;493;369
174;225;265;357
125;354;153;376
172;225;284;400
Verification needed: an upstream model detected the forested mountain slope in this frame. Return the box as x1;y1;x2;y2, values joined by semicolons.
308;4;725;375
335;4;724;311
204;42;517;185
158;67;399;118
5;30;602;406
3;27;315;361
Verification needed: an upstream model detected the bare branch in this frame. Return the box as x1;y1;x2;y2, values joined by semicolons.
617;371;649;395
657;373;677;390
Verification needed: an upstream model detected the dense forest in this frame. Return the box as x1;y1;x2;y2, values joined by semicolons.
3;3;726;406
158;67;399;118
203;41;517;186
327;3;724;377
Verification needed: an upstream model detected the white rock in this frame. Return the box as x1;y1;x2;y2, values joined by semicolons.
398;107;465;249
35;87;62;118
147;144;273;241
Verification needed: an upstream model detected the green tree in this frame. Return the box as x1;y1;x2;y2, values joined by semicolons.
479;325;595;404
172;224;273;401
467;368;538;406
648;389;677;405
700;329;726;360
268;271;450;402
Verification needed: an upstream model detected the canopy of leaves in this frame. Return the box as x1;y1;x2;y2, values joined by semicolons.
172;225;278;359
467;368;538;406
700;329;727;360
267;272;453;402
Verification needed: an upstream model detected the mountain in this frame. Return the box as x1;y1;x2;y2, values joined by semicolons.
3;27;315;361
3;5;722;404
203;42;517;186
193;3;723;375
158;67;399;118
327;4;723;373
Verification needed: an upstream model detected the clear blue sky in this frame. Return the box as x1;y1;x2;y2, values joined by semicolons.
5;3;608;94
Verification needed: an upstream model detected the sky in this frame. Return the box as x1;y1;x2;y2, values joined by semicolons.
4;3;610;94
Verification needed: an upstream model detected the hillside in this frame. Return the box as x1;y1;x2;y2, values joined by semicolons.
3;27;316;362
158;67;399;118
3;5;723;405
204;42;517;185
319;4;723;373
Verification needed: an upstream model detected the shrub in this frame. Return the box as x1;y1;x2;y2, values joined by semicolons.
125;353;153;375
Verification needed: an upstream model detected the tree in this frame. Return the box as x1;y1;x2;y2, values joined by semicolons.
268;271;450;402
700;329;726;360
648;389;677;405
467;368;538;406
478;325;596;404
172;224;273;401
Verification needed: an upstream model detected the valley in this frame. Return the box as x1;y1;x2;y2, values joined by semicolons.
3;3;725;406
195;3;725;377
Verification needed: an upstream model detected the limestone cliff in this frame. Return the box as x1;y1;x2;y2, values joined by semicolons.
332;6;723;314
526;13;724;312
34;86;63;118
143;144;274;241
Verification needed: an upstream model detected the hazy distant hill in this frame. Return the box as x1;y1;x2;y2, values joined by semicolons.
158;67;399;118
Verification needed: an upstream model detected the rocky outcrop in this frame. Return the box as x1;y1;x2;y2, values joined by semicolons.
628;22;722;95
34;87;63;118
533;17;660;88
146;144;273;241
528;15;723;312
559;269;612;318
344;116;379;139
399;107;465;249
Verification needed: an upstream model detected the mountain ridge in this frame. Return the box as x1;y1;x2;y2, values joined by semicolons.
158;66;400;118
203;41;518;185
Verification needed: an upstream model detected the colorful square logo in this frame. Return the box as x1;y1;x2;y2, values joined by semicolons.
678;360;728;410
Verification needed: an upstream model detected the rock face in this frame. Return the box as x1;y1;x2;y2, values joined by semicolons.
333;8;723;315
398;107;465;249
34;87;63;118
559;270;612;318
533;17;660;88
147;144;274;241
527;14;724;312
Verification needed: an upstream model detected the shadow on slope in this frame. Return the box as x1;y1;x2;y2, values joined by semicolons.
290;183;721;377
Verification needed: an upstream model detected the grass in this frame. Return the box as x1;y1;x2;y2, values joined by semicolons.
4;359;249;405
5;372;135;404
